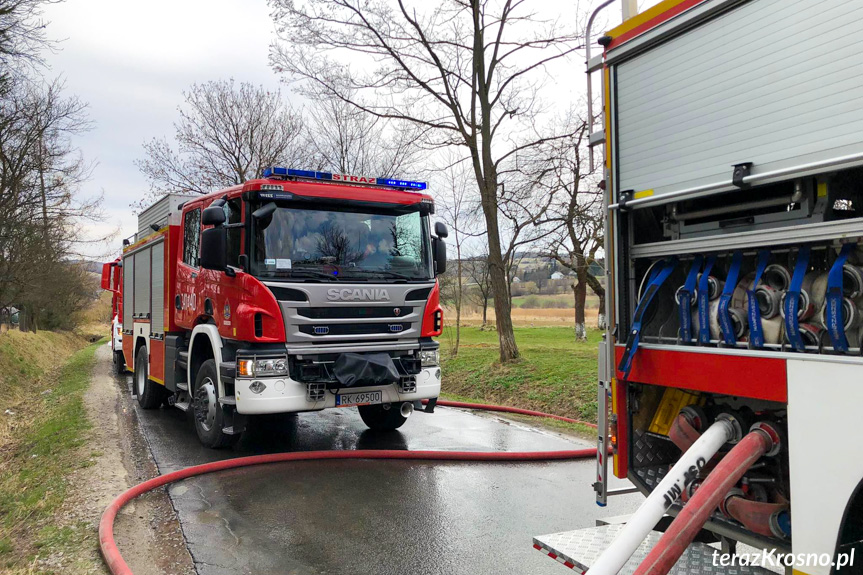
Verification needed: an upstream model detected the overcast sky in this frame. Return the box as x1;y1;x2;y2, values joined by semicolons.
41;0;656;261
43;0;283;259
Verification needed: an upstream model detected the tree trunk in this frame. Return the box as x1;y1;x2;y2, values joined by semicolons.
573;274;587;341
480;200;519;361
482;297;488;327
454;253;462;356
597;292;607;330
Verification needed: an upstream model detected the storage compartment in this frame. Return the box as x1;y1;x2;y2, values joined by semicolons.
631;240;863;354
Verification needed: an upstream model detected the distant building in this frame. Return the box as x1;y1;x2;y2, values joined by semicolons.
550;271;566;280
511;277;521;283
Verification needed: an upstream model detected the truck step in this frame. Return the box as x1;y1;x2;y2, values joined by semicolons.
222;425;242;435
176;382;188;392
174;401;190;412
218;395;236;406
533;524;775;574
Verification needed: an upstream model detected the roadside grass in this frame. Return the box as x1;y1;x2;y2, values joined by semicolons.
439;326;600;425
0;336;103;573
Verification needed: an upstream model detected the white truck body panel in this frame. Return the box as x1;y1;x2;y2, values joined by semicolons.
615;0;863;202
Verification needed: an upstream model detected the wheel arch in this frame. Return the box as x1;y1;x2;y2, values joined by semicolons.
188;324;224;396
833;474;863;573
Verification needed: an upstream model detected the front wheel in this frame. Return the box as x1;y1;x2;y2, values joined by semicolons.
358;403;408;431
192;359;238;449
134;347;162;409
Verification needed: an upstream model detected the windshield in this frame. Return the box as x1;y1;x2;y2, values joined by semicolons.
251;204;433;281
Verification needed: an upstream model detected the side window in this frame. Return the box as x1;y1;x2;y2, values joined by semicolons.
224;199;242;267
183;208;201;267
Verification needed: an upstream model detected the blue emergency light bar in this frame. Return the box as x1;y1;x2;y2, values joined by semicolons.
262;167;427;191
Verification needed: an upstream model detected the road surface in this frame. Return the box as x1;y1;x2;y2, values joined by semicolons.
118;368;642;575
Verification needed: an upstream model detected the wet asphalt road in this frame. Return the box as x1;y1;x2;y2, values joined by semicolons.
120;371;643;575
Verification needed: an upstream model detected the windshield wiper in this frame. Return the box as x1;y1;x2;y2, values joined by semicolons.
346;269;420;281
286;269;340;281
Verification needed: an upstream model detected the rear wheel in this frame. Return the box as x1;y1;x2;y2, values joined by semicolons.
113;350;126;375
358;403;408;431
134;347;163;409
192;359;238;449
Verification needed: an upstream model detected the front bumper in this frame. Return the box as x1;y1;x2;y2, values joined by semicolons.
234;366;442;415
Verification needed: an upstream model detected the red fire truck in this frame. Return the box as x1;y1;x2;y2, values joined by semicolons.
103;168;447;448
534;1;863;574
100;258;125;374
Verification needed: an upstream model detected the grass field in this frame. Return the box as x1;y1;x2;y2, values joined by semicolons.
439;326;601;427
0;332;101;573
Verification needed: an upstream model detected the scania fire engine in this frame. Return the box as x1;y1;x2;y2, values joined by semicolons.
102;167;447;448
534;1;863;574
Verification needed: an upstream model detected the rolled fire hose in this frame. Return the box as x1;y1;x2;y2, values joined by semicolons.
818;297;863;334
632;425;777;575
721;490;790;539
100;401;601;575
583;417;738;575
842;263;863;299
780;271;827;322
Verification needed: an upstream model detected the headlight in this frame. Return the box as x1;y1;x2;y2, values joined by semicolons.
419;349;439;367
237;356;289;377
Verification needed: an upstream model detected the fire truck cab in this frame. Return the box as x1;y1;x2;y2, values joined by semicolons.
110;168;446;448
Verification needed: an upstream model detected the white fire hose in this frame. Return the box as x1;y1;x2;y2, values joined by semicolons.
584;417;737;575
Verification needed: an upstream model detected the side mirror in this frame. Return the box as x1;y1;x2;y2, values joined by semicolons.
432;237;447;276
434;221;449;239
252;202;277;230
200;227;227;271
202;205;226;227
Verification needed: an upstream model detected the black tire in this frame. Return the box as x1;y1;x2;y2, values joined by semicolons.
134;347;163;409
192;359;238;449
113;350;126;375
358;403;408;431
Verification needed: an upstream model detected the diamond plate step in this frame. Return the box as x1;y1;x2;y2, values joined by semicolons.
533;524;775;574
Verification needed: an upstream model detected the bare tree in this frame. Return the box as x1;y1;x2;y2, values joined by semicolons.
0;77;100;331
0;0;56;83
537;111;605;340
464;252;493;328
136;79;306;203
304;94;422;177
271;0;584;362
437;154;480;355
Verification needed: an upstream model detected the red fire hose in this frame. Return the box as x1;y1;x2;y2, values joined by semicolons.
99;402;598;575
632;427;776;575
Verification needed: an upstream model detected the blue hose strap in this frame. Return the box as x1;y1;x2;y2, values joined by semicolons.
718;251;743;345
697;255;716;345
747;250;771;348
825;243;856;352
784;246;811;352
678;255;703;344
618;257;678;379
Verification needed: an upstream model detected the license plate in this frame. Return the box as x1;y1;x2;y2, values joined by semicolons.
335;391;383;407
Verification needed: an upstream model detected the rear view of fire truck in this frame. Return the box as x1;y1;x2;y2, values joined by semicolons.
111;168;446;448
534;1;863;574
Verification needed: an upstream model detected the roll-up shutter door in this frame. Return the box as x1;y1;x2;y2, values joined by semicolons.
133;249;151;319
614;0;863;201
123;254;133;328
151;242;164;334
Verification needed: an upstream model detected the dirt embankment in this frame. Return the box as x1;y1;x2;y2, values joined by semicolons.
0;330;193;575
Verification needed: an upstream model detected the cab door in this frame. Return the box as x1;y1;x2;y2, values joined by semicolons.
175;206;202;328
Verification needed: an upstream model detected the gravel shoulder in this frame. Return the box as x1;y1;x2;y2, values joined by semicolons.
60;343;194;575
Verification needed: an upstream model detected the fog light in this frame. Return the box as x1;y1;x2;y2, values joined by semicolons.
249;380;267;394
